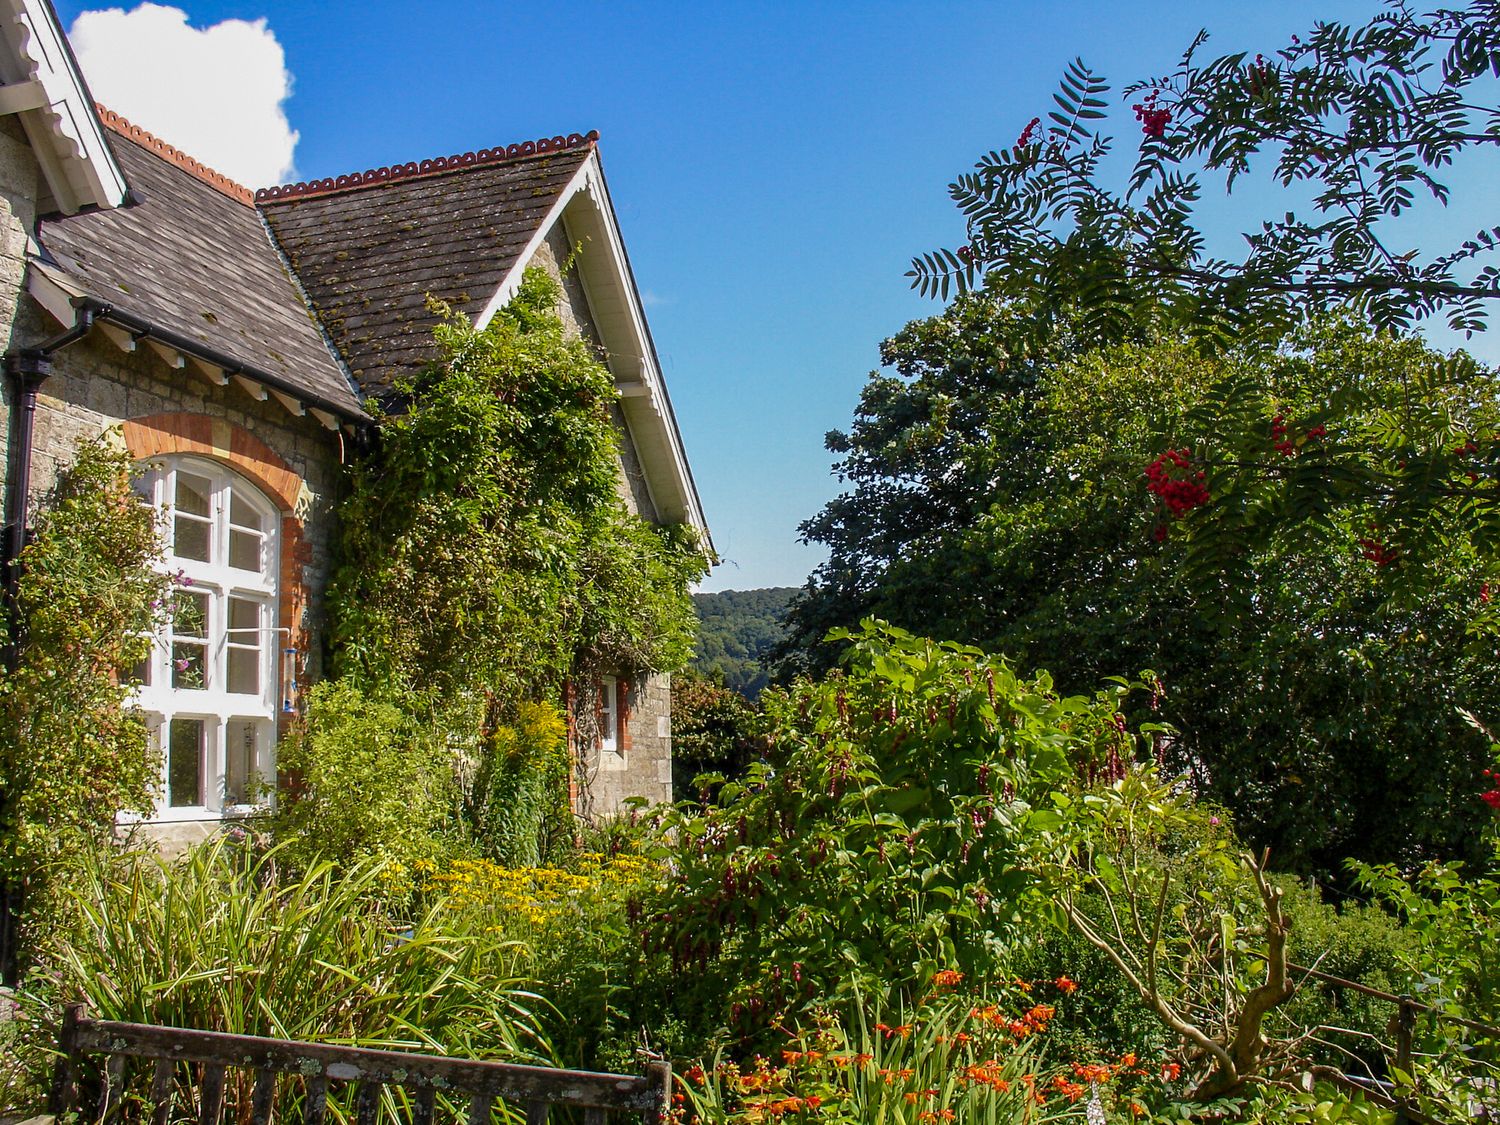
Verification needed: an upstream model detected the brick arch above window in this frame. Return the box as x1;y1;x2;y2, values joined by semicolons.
121;413;305;516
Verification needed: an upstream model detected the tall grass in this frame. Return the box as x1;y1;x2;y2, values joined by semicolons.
5;837;551;1115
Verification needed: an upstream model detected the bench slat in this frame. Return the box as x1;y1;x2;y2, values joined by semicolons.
356;1079;381;1125
250;1068;277;1125
410;1086;435;1125
302;1074;328;1125
199;1064;225;1125
97;1054;125;1122
149;1058;173;1125
525;1100;549;1125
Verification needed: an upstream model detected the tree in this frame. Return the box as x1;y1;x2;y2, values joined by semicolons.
909;1;1500;342
669;670;763;800
788;304;1500;878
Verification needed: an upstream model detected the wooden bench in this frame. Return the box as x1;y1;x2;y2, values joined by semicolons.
48;1005;671;1125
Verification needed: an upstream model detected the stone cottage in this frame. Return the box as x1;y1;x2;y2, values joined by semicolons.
0;0;710;846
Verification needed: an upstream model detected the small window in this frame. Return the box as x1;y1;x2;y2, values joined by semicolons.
600;676;621;757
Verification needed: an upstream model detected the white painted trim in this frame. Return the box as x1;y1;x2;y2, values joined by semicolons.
473;154;596;331
0;0;127;212
0;77;44;114
232;374;267;401
96;320;134;353
187;355;229;386
24;260;79;325
268;388;304;417
145;338;184;369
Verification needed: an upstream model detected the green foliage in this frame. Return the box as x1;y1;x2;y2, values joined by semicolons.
329;266;705;720
683;990;1084;1125
6;839;548;1116
910;4;1499;341
670;670;764;800
0;436;165;927
646;621;1133;1039
693;587;797;698
463;700;572;867
791;302;1500;878
275;679;453;873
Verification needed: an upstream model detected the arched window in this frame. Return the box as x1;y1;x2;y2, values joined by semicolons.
131;457;280;819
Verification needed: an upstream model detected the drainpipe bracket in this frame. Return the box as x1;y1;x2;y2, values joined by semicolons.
2;350;51;388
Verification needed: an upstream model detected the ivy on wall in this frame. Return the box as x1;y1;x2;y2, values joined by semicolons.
0;437;166;920
326;264;705;750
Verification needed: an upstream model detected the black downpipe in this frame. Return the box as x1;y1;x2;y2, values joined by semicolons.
0;299;99;985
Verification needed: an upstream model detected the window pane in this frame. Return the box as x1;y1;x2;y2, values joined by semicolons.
228;597;260;635
225;720;259;805
173;592;209;640
229;491;263;531
175;473;212;517
227;648;259;695
168;718;204;807
173;515;211;562
229;529;262;572
172;641;207;689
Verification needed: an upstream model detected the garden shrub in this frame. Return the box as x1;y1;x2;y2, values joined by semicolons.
646;620;1136;1042
0;435;165;970
462;700;571;866
275;679;453;873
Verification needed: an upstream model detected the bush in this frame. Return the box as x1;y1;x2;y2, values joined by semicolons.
647;620;1136;1042
0;436;165;966
275;679;453;873
462;700;571;866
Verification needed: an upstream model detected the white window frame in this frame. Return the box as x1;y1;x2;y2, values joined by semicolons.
600;674;622;760
130;456;281;821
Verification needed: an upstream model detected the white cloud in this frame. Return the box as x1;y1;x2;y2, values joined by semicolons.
69;3;298;189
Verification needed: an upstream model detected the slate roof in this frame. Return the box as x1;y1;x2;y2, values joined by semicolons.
35;111;363;416
258;140;594;396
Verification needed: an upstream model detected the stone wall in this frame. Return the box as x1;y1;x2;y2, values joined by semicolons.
579;671;674;814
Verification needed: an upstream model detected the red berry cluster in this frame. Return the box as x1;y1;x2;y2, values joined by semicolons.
1481;582;1491;605
1015;116;1041;148
1270;414;1326;455
1358;536;1399;567
1145;449;1209;516
1246;53;1274;95
1133;91;1171;138
1482;768;1500;810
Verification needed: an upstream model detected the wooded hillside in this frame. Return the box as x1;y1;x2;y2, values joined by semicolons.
691;586;796;698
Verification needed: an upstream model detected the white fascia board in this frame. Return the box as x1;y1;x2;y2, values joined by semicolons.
0;0;127;213
476;149;711;551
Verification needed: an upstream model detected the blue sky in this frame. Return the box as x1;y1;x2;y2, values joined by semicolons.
56;1;1500;592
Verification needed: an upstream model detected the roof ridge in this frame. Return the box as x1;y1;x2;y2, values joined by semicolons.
254;130;599;204
95;104;254;206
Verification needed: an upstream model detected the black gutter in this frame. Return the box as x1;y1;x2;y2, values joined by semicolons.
70;297;367;425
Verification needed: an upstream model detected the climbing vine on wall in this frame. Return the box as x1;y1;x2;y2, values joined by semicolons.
0;436;166;916
328;266;705;729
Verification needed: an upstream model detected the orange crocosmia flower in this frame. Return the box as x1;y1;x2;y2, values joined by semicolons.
933;969;964;987
805;1096;822;1109
1014;978;1033;992
854;1054;874;1067
1130;1102;1146;1117
905;1093;920;1105
1072;1063;1112;1084
1055;976;1078;994
898;1069;915;1080
1008;1021;1030;1037
830;1054;850;1068
874;1022;891;1033
1120;1052;1137;1068
684;1064;706;1085
782;1050;802;1065
1162;1062;1182;1081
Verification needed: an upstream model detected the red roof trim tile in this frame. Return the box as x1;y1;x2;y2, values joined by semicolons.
254;131;600;203
95;105;254;206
